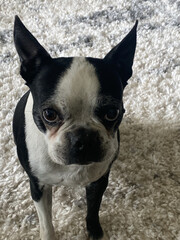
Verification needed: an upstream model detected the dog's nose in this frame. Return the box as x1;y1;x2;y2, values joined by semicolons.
66;127;103;165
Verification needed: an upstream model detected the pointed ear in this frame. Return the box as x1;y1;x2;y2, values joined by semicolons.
104;21;138;88
14;16;51;83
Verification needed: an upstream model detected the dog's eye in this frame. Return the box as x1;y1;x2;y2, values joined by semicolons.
42;109;59;123
104;109;119;121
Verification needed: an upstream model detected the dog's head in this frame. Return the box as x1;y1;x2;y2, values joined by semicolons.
14;16;137;166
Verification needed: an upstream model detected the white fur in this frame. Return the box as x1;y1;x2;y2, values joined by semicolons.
54;57;100;122
33;187;55;240
25;58;119;187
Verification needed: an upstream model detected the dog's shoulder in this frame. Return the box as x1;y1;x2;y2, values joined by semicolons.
13;90;30;145
13;90;32;174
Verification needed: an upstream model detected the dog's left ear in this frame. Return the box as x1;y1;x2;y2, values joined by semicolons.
14;15;51;83
104;21;138;88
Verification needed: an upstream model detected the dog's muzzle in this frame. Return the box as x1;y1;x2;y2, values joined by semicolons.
65;127;104;165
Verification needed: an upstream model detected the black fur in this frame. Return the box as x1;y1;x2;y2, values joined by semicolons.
86;170;110;239
104;20;138;88
13;91;30;173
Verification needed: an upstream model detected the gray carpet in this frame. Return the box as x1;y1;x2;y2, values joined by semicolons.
0;0;180;239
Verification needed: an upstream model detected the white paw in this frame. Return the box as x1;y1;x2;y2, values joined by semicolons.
40;230;56;240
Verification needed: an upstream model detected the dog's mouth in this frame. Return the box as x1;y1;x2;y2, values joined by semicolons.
67;160;93;166
65;149;105;165
50;144;106;166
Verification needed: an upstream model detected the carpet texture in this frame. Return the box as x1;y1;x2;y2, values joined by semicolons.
0;0;180;239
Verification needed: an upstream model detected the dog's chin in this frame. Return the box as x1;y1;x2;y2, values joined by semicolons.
52;156;100;166
49;152;96;166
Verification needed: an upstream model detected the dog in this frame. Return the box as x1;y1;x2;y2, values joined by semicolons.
13;15;137;240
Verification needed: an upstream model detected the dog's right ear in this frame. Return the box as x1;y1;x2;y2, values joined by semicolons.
14;16;51;83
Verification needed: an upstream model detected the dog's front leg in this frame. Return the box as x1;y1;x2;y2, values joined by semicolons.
31;182;55;240
86;170;110;240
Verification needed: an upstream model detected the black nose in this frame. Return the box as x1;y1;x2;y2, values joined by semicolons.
66;127;103;165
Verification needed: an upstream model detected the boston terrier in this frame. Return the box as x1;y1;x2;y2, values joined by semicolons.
13;16;138;240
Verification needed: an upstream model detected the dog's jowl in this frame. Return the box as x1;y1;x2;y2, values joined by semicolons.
13;16;138;240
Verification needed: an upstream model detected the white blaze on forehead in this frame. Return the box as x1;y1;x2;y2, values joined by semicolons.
55;57;100;117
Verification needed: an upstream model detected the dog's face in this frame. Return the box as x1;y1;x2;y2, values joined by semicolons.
14;16;137;166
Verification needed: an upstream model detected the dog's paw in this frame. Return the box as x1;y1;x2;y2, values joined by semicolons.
87;232;108;240
86;217;105;240
40;230;56;240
